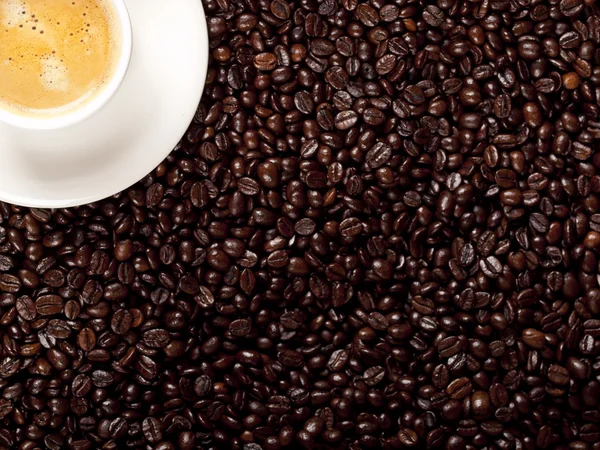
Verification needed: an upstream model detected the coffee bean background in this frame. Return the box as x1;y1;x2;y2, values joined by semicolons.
1;0;600;449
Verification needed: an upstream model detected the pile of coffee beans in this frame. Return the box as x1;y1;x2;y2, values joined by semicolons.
1;0;600;448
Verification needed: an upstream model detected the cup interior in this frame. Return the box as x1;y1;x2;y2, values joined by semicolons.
0;0;133;131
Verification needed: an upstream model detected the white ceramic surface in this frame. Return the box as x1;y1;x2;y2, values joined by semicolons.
0;0;133;130
0;0;208;208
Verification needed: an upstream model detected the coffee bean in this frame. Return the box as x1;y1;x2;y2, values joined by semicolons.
91;370;113;387
397;428;419;446
567;357;590;379
489;383;508;407
572;142;592;160
404;85;425;105
560;0;583;16
492;94;511;119
77;328;96;352
35;295;63;316
254;53;277;71
229;318;252;337
0;399;12;420
294;91;314;114
559;31;580;49
270;0;290;19
0;256;13;272
277;349;304;367
446;378;472;399
423;5;444;26
111;309;133;335
563;71;581;90
339;217;363;237
143;329;171;348
133;353;156;378
0;274;20;293
522;328;545;349
238;177;260;196
194;375;212;397
363;366;385;386
579;427;600;446
375;54;397;75
365;142;391;169
471;391;491;417
142;417;163;444
295;218;316;236
72;374;92;397
195;286;215;308
356;4;379;26
16;295;36;321
327;349;349;372
363;107;385;125
530;212;550;233
480;256;502;278
334;110;358;130
46;319;70;339
548;364;570;385
107;417;128;439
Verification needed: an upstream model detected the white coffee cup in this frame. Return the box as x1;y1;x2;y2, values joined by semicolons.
0;0;132;131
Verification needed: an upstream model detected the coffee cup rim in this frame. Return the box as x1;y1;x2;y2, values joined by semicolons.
0;0;133;131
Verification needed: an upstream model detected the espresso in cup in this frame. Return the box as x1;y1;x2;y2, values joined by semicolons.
0;0;122;118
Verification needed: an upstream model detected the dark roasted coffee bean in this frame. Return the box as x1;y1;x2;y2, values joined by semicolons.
229;318;252;337
16;295;36;321
494;94;511;118
0;274;20;293
446;378;472;399
334;110;358;130
77;328;96;352
530;213;550;233
111;309;133;335
548;364;569;385
489;383;508;407
254;53;277;71
35;295;63;316
72;374;92;397
363;366;385;386
560;0;583;16
404;85;425;105
136;354;157;379
397;428;419;446
522;328;545;349
238;177;260;196
365;142;391;169
194;375;212;397
47;319;70;339
356;4;379;26
142;417;163;444
270;0;290;19
535;78;556;93
195;286;215;308
422;5;444;26
143;329;171;348
480;256;502;278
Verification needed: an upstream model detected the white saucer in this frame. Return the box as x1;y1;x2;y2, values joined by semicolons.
0;0;208;208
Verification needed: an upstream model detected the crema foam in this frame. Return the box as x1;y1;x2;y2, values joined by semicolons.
0;0;121;117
